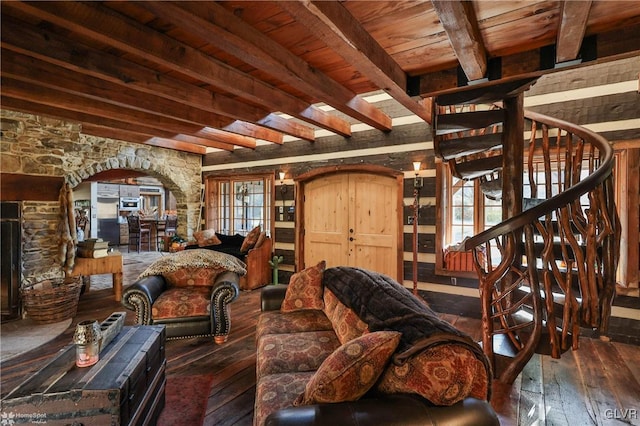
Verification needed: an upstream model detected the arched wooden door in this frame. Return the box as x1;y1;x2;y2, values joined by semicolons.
298;167;402;281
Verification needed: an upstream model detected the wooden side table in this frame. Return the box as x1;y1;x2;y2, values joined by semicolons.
70;252;123;301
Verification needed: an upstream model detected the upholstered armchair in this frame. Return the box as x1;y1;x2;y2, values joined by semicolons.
122;249;245;342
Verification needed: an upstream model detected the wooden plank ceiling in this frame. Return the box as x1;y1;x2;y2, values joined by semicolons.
1;1;639;154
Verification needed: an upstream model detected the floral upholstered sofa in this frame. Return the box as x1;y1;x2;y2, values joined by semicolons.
122;249;245;342
254;262;499;426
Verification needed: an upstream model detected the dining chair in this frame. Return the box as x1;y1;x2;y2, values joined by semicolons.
127;215;151;253
156;216;178;251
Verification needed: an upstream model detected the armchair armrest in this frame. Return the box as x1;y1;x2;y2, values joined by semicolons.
121;275;168;325
265;396;499;426
211;271;241;344
260;284;288;312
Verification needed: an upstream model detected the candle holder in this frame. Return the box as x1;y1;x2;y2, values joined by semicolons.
72;320;102;368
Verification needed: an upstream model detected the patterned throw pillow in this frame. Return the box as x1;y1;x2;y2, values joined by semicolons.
240;225;261;253
293;331;401;406
323;289;369;344
193;229;222;247
163;266;225;287
376;343;486;406
281;260;326;312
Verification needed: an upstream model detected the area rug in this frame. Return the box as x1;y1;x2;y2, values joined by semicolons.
158;374;215;426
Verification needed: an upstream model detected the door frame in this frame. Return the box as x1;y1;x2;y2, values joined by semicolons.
295;164;404;281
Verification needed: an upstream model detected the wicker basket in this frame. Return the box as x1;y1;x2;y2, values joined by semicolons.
22;277;82;324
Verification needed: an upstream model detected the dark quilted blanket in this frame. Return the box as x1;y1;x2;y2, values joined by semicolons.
323;267;488;366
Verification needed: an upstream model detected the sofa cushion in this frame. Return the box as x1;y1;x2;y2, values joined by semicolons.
193;229;222;247
376;343;487;406
281;260;326;312
162;266;224;287
240;225;261;253
255;372;314;426
256;310;334;341
323;289;369;345
257;330;340;378
293;331;401;406
151;287;212;319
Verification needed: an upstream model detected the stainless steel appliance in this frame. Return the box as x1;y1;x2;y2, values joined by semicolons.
96;195;120;245
119;197;141;211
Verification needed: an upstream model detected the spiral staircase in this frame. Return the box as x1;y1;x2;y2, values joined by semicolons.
432;79;620;384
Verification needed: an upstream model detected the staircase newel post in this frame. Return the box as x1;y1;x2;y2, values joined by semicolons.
501;93;525;305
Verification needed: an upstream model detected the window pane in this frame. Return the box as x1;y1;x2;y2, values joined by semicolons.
219;182;230;234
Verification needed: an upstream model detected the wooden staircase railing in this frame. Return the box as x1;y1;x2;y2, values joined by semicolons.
433;95;620;384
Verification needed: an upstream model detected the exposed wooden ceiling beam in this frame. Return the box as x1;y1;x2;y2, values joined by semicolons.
80;124;207;155
279;1;431;123
1;49;235;130
416;23;640;98
0;96;232;153
5;1;352;137
1;78;258;149
556;0;593;63
0;16;314;142
140;1;392;132
431;0;487;82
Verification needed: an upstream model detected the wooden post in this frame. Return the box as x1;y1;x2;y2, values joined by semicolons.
412;186;419;295
502;93;524;231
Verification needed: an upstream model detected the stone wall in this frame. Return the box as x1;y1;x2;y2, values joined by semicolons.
1;110;202;285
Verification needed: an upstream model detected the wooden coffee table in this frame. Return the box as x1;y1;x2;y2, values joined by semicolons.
70;252;123;301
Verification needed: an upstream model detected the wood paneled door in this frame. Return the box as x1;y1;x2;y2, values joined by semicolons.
299;167;403;281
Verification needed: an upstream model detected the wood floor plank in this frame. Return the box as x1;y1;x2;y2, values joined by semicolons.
591;339;640;425
615;342;640;385
541;350;592;425
518;354;545;425
571;338;621;425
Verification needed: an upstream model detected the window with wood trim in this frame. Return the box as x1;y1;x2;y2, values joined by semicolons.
205;174;273;237
441;165;502;250
438;158;594;273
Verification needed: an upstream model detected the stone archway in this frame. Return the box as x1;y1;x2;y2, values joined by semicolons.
66;139;202;240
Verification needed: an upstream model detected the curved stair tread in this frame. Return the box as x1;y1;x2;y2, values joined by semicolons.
452;155;503;180
436;132;503;160
435;77;539;106
435;109;504;136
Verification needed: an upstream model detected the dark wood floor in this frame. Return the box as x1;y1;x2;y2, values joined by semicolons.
2;276;639;425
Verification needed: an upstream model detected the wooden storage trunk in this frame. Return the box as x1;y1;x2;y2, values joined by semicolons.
1;325;166;426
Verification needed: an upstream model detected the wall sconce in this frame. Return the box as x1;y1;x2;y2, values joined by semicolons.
413;161;423;189
279;172;287;220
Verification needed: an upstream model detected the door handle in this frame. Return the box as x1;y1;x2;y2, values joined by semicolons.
349;237;355;241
